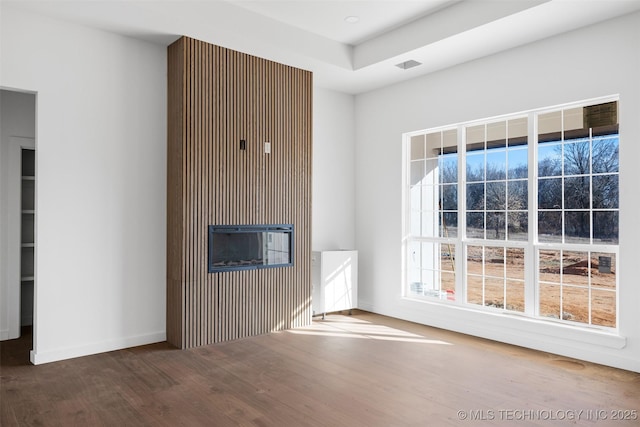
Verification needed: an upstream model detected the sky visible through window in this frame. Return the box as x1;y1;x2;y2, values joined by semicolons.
406;99;619;329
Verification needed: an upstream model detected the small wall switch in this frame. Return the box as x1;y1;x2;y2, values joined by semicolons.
264;142;271;154
240;139;246;150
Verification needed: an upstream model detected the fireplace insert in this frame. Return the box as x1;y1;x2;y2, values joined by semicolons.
208;224;294;272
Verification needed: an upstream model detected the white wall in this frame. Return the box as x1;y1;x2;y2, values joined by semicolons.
355;12;640;372
0;6;167;364
5;3;636;372
312;87;356;251
0;90;36;339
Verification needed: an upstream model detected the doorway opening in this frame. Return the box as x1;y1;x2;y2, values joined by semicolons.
1;89;36;359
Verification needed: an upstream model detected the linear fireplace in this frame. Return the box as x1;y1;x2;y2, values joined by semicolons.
208;224;294;272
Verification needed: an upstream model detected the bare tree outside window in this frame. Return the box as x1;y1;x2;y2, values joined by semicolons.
405;99;618;328
538;134;619;244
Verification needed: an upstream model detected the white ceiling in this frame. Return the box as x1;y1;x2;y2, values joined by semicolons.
226;0;457;45
5;0;640;94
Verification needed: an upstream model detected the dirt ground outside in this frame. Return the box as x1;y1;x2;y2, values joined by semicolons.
412;246;616;328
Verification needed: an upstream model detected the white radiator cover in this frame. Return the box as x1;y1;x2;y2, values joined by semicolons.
312;250;358;316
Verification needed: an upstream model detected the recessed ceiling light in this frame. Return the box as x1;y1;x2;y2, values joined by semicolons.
344;16;359;24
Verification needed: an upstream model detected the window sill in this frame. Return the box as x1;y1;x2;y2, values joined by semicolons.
401;296;627;350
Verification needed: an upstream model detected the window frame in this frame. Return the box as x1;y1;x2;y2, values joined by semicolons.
402;95;619;331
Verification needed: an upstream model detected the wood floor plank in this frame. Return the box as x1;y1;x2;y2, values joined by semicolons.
2;313;639;426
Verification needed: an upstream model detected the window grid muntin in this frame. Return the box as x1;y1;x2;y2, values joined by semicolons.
537;117;619;245
466;244;526;312
407;239;457;300
404;96;618;330
465;118;529;242
409;130;459;239
536;247;617;327
406;128;459;301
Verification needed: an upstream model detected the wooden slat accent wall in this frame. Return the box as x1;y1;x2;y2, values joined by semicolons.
167;36;313;349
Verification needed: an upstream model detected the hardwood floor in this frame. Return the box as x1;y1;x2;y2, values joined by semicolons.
2;312;639;426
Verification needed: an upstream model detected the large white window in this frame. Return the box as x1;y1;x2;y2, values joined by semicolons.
404;97;618;329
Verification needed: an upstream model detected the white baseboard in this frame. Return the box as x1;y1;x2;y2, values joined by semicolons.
29;331;167;365
357;300;639;373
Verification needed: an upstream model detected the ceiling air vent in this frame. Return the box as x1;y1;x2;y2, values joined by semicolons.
395;60;422;70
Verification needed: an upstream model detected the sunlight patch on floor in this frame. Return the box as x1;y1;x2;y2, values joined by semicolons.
287;314;452;345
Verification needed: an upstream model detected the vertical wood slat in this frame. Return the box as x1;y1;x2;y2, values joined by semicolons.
167;37;312;349
167;39;184;347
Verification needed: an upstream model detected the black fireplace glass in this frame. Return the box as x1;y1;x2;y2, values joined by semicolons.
208;224;294;272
